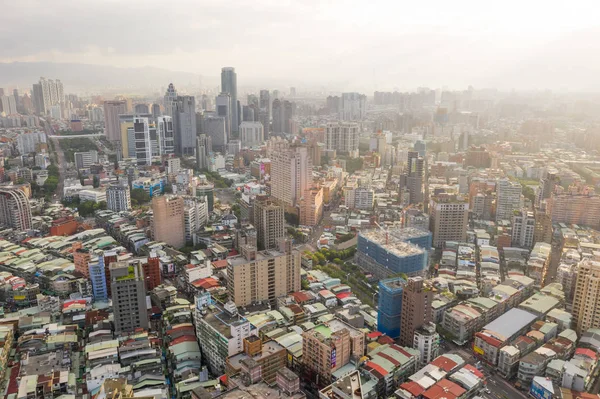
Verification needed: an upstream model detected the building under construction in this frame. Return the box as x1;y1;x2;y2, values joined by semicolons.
356;227;431;279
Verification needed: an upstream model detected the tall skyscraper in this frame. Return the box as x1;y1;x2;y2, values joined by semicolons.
196;134;212;170
227;241;300;307
203;115;227;152
0;186;32;231
216;93;232;140
110;261;149;333
429;193;469;248
572;260;600;336
0;95;17;115
241;105;255;122
511;209;535;248
253;197;285;250
340;92;367;121
33;77;63;115
399;277;433;347
156;115;174;155
173;96;197;156
406;151;424;204
283;100;296;133
103;100;128;141
325;121;360;156
32;83;45;114
259;90;271;133
152;195;185;248
536;170;559;207
269;139;313;209
183;197;208;243
163;83;178;117
272;99;283;134
132;117;152;165
106;184;131;212
496;178;523;222
378;277;405;339
221;67;238;134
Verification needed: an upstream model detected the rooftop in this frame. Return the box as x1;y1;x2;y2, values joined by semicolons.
361;230;426;256
481;308;537;342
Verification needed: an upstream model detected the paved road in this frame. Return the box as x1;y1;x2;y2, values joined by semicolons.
442;340;527;399
484;373;528;399
543;241;562;286
42;120;66;200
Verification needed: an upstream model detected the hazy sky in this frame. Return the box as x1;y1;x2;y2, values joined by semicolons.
3;0;600;90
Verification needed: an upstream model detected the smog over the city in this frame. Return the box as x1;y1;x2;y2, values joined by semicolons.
2;0;600;91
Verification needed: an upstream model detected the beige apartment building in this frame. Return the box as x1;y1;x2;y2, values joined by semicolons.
268;138;313;210
429;194;469;248
302;327;351;385
300;187;324;227
227;242;300;307
572;260;600;335
302;318;365;385
400;277;434;347
547;189;600;228
152;195;185;249
253;197;285;250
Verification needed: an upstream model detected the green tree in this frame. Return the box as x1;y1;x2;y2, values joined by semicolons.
523;186;536;203
131;188;150;205
315;252;327;266
345;157;364;174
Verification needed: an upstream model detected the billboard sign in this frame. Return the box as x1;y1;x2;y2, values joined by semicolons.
331;347;337;368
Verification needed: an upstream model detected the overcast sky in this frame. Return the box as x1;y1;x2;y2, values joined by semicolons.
2;0;600;91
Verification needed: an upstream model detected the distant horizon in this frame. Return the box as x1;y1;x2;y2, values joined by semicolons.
4;61;600;97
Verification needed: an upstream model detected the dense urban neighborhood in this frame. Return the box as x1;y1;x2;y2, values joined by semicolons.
0;67;599;399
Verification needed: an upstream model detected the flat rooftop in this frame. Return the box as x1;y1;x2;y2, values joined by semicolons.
227;249;286;266
361;230;424;256
482;308;538;342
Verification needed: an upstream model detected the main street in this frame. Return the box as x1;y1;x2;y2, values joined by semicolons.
41;119;66;201
442;340;528;399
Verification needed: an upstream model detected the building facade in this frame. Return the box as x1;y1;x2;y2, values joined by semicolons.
429;194;469;248
221;67;238;133
572;260;600;335
325;121;360;155
152;195;185;248
240;121;264;148
378;277;405;339
512;210;535;249
496;179;523;222
253;197;285;250
269;139;313;209
0;186;32;231
400;277;433;347
227;243;300;307
110;261;149;333
103;100;128;141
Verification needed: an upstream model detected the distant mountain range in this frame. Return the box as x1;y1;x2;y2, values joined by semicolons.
0;62;217;94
